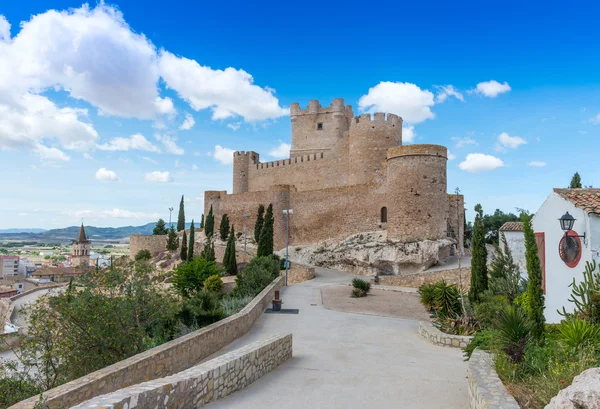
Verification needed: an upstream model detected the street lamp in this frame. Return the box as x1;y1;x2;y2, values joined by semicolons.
168;207;174;228
282;209;294;286
559;211;586;245
243;213;249;251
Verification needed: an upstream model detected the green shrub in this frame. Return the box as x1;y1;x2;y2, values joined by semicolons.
418;283;437;312
474;294;510;329
436;314;479;336
134;249;151;261
433;280;461;319
204;274;223;293
178;290;224;328
513;290;531;314
497;306;532;362
220;295;254;316
557;318;600;350
172;257;223;298
352;278;371;294
235;255;280;297
351;288;366;298
464;329;501;359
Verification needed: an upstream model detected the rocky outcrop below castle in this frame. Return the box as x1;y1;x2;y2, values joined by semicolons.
280;231;454;276
545;367;600;409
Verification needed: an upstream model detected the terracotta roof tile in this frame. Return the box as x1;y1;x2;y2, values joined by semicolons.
554;188;600;215
499;222;523;232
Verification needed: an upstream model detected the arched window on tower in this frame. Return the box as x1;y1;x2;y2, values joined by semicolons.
381;207;387;223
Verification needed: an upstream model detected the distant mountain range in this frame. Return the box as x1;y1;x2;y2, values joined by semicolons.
0;222;192;243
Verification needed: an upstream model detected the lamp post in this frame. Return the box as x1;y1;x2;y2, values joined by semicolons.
282;209;294;286
243;213;249;251
168;207;174;228
559;211;586;245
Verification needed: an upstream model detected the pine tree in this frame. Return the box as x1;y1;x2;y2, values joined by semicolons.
570;172;582;188
223;225;237;275
201;236;215;262
205;205;215;237
469;204;488;304
188;220;195;260
254;204;265;243
522;213;545;341
153;219;168;235
180;230;188;261
199;213;205;229
177;195;185;232
166;226;179;251
257;203;274;257
219;214;230;241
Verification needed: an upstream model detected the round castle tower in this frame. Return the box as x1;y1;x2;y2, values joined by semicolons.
348;113;402;185
385;144;448;242
232;151;259;194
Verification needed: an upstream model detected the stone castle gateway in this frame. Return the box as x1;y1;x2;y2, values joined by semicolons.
205;98;464;274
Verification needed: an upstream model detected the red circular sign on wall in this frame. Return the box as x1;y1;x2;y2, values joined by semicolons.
559;230;582;268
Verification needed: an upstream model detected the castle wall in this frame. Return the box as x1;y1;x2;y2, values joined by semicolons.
129;235;167;259
386;145;448;242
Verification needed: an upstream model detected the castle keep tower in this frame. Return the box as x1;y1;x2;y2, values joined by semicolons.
386;145;448;242
72;223;91;268
232;151;259;194
289;98;353;159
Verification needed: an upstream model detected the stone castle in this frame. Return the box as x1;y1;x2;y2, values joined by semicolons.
205;98;464;274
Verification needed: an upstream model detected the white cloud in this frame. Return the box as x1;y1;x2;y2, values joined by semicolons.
213;145;235;165
83;152;94;160
142;156;159;165
0;16;10;41
158;50;288;122
65;208;160;219
528;161;546;167
473;80;511;98
97;133;160;152
144;171;172;183
34;144;70;163
17;212;27;216
268;141;291;158
155;134;184;155
452;136;477;148
358;82;435;124
227;122;242;131
402;126;416;143
588;114;600;125
95;167;119;182
179;113;195;130
459;153;504;173
435;85;464;103
496;132;526;150
447;151;456;160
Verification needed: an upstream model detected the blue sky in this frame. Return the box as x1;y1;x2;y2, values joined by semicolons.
1;0;600;229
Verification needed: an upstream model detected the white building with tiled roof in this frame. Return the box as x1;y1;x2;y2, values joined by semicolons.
532;188;600;323
499;221;526;275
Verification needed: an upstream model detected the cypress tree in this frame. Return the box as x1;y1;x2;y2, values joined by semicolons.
219;214;230;241
199;213;205;229
469;204;488;304
522;213;545;341
153;219;168;235
201;236;215;262
188;220;195;260
570;172;582;188
254;204;265;243
205;205;215;237
223;225;237;275
257;204;274;257
180;230;188;261
166;226;179;251
177;195;185;232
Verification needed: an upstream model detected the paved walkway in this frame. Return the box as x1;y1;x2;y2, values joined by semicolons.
207;267;469;409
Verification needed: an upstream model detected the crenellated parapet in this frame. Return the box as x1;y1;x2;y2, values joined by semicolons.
290;98;353;120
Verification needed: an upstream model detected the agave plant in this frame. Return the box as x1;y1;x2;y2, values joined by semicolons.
557;317;600;350
418;283;437;312
497;305;532;362
433;280;461;319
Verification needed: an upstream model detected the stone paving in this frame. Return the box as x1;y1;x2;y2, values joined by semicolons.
206;267;469;409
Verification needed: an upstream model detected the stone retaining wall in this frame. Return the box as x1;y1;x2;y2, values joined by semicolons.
286;263;315;284
418;321;473;348
71;333;293;409
468;349;519;409
378;267;471;289
10;276;284;409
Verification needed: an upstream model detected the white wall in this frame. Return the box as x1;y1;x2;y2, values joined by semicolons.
503;230;526;278
532;193;592;323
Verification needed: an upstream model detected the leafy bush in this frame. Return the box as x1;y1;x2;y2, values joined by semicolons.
474;294;510;329
220;295;254;316
464;329;501;359
172;257;223;298
235;255;280;297
134;249;151;261
178;290;224;328
497;306;532;362
352;278;371;294
204;274;223;293
557;318;600;350
436;314;479;336
513;291;530;315
351;288;366;298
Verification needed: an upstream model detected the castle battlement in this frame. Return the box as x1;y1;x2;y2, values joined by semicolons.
254;152;326;171
290;98;353;118
351;112;402;127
